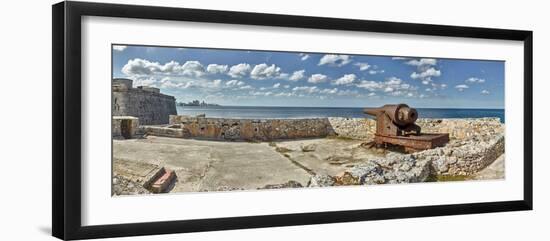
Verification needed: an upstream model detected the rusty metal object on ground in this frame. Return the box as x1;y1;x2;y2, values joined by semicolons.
364;104;449;152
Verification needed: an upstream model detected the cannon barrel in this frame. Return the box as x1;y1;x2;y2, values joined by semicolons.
363;104;418;126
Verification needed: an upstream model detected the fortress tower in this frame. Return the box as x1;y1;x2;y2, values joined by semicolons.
112;78;177;125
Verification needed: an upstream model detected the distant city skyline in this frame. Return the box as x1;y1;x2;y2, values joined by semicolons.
112;45;505;109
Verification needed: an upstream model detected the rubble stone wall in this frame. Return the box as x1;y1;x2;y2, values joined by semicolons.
161;115;336;141
151;115;504;143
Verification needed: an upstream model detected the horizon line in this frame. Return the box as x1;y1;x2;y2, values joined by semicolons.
176;104;505;110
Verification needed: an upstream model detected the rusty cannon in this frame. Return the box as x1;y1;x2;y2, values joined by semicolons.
364;104;449;152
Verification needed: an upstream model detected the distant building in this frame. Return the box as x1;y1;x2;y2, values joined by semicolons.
112;78;176;125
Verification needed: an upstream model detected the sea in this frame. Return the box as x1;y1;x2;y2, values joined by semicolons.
176;106;505;123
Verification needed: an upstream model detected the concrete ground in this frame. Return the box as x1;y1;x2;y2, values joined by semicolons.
114;136;315;192
113;136;504;193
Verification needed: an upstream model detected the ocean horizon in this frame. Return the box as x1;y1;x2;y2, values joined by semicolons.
176;106;505;123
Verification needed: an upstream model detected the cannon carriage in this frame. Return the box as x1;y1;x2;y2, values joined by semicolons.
364;104;449;152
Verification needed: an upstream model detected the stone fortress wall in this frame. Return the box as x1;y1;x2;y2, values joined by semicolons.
112;78;177;125
141;115;502;142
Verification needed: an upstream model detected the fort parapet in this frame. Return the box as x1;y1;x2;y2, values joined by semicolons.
112;78;177;125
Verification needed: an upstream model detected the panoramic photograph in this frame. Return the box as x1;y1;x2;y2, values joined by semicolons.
111;44;505;195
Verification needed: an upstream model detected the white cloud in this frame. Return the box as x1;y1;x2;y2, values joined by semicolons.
113;45;127;51
239;85;254;90
332;74;356;85
250;91;274;97
405;58;437;67
277;73;289;79
289;70;306;82
410;67;441;84
228;63;251;78
481;89;490;95
179;61;206;77
318;54;351;67
354;62;371;71
292;86;319;93
273;83;281;88
455;84;469;92
206;64;228;74
356;77;418;97
336;89;360;97
275;92;295;97
308;74;329;84
386;76;402;85
368;69;385;75
211;79;222;88
121;58;205;77
391;57;409;60
299;53;310;61
283;85;290;89
465;77;486;83
250;63;283;79
225;79;245;87
320;88;338;94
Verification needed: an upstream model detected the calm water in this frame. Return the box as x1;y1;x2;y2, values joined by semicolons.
176;106;505;123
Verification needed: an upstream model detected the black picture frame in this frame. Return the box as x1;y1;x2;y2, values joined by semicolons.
52;1;533;240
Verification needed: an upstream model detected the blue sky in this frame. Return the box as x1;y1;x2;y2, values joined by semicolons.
112;45;504;108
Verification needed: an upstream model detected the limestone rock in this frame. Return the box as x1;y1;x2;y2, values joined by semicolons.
308;174;336;187
335;161;385;185
261;180;303;189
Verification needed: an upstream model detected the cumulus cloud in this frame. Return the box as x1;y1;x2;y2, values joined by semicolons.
320;88;338;94
239;85;254;90
299;53;310;61
211;79;222;88
410;67;441;84
206;64;228;74
289;70;306;82
354;62;371;71
275;92;295;97
225;79;245;87
318;54;351;67
405;58;437;67
228;63;251;78
113;45;127;51
121;58;205;77
481;89;490;95
391;57;409;60
250;63;283;79
404;58;442;85
356;77;417;97
368;69;385;75
308;74;329;84
465;77;486;83
336;89;360;97
292;86;319;93
332;74;356;85
273;83;281;88
455;84;469;92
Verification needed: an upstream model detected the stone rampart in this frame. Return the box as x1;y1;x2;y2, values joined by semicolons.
140;115;504;143
112;78;177;125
